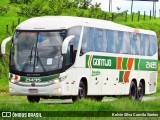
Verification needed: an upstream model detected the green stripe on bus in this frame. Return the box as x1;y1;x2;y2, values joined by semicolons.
20;74;59;82
119;71;124;82
86;55;157;71
122;58;128;70
139;59;158;71
135;58;139;70
86;55;90;68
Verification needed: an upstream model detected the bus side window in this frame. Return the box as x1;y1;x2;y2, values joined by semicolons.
94;29;107;52
73;35;79;51
67;26;81;52
66;45;73;65
149;35;157;56
131;33;140;55
81;27;95;54
107;30;118;53
140;34;150;56
118;31;131;54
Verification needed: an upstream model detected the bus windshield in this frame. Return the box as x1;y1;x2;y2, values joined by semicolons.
11;31;66;73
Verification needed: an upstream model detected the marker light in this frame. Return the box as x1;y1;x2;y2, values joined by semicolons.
11;74;20;83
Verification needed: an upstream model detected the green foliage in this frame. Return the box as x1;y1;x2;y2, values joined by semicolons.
10;0;31;4
17;0;102;17
17;0;46;17
0;5;9;14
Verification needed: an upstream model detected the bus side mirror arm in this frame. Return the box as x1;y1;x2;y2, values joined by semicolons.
62;35;75;54
1;36;12;56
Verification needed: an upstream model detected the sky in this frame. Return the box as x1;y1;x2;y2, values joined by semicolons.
92;0;160;17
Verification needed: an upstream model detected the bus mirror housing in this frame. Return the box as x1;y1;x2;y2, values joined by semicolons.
1;36;12;55
62;35;75;54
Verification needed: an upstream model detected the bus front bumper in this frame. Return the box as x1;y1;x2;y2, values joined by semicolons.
9;82;64;96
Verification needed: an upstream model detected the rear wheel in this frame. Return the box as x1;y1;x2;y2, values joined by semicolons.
137;82;144;101
27;96;40;103
72;81;86;102
129;81;137;100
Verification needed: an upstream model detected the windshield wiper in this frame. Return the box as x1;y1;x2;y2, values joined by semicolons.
35;51;46;72
21;45;35;72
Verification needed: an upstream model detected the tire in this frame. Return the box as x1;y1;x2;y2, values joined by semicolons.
129;81;137;100
27;96;40;103
72;81;86;102
137;82;144;101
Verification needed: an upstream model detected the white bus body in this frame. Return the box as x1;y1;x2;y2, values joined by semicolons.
3;16;157;102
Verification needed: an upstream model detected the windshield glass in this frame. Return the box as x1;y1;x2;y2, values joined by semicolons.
11;31;65;73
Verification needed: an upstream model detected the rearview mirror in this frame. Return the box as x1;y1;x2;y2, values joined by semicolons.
1;36;12;55
62;35;75;54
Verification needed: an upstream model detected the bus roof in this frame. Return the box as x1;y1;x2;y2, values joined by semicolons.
16;16;156;35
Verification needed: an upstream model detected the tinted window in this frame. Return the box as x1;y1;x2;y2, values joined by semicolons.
131;33;140;55
150;35;157;55
67;26;82;50
107;30;118;53
140;34;150;56
81;27;95;53
94;29;107;52
118;31;131;54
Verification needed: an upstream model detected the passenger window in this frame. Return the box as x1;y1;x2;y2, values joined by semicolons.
140;34;150;56
150;35;157;55
67;26;82;51
107;30;118;53
118;31;131;54
95;29;107;52
81;27;95;53
131;33;140;55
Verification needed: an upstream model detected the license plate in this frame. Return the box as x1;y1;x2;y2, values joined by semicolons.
29;89;38;93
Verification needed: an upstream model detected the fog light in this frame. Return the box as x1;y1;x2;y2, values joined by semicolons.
58;88;62;93
10;88;13;92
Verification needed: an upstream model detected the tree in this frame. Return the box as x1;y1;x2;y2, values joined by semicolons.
75;0;92;9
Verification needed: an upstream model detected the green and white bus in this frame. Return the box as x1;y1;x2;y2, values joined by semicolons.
1;16;158;102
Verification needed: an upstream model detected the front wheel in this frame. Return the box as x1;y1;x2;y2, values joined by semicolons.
27;96;40;103
72;81;86;102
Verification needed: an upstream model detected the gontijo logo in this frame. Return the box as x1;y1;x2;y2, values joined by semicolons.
86;55;116;69
93;58;111;67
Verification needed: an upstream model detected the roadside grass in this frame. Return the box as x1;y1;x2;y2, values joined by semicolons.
0;96;160;111
0;95;160;120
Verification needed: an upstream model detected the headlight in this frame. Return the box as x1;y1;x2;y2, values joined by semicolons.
53;76;67;84
53;78;60;84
